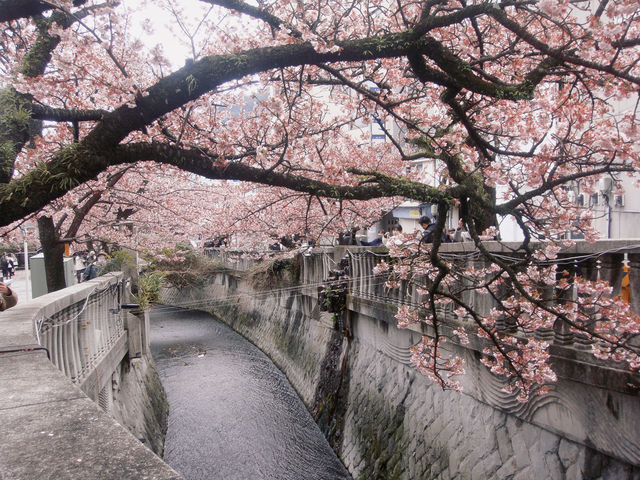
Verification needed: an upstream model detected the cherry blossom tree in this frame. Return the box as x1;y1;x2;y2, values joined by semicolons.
1;0;639;397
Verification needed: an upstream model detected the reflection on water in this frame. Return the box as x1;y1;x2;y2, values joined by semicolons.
150;307;351;480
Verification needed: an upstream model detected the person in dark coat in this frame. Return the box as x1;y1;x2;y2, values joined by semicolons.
82;259;99;281
419;216;451;243
361;230;385;246
1;254;9;279
419;216;437;243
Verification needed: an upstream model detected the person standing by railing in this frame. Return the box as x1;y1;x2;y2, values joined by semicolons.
82;256;99;281
453;219;472;242
0;280;17;311
74;252;86;283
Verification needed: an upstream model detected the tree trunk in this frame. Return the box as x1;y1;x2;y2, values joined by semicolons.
38;215;66;292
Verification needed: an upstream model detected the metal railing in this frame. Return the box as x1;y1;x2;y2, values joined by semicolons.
34;274;124;384
203;241;640;356
346;241;640;352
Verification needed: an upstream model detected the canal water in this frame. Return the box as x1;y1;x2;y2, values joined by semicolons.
150;307;351;480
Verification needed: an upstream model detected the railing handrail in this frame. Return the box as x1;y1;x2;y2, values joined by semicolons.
0;272;122;350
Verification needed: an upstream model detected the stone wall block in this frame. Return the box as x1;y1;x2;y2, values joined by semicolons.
536;428;560;454
511;431;532;469
495;425;514;463
471;450;501;480
513;466;533;480
565;462;584;480
558;438;580;468
541;452;564;479
495;456;517;478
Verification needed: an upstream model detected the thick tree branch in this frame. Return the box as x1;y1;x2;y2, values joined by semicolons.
30;105;109;122
0;0;87;22
0;7;89;182
83;33;448;149
118;143;391;201
0;0;53;22
0;139;474;226
64;166;130;239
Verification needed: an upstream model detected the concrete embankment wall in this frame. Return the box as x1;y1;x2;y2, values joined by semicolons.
162;268;640;480
106;350;170;456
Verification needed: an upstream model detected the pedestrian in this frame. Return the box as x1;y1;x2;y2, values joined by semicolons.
361;230;385;246
453;219;472;242
7;255;15;278
268;236;283;251
419;216;436;243
0;280;17;311
96;251;109;266
82;257;99;281
419;216;450;243
1;254;9;279
74;252;86;283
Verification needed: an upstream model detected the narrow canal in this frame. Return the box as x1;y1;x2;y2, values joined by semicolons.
150;307;351;480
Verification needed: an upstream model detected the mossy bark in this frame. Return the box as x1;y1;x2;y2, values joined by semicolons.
0;88;32;183
38;215;66;292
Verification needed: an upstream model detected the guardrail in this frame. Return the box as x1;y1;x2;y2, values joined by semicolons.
347;240;640;350
35;275;124;385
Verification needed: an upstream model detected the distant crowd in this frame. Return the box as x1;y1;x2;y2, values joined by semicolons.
339;216;473;247
73;250;110;283
0;249;112;312
262;217;475;252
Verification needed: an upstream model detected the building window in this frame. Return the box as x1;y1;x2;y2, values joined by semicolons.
615;194;624;207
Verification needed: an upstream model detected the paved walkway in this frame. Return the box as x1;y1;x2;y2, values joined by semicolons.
5;269;31;303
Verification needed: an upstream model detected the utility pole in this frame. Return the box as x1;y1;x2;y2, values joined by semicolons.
19;226;31;301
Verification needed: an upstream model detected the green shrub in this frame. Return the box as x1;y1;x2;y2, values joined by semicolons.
100;249;136;274
146;250;229;289
136;271;165;310
246;256;300;289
